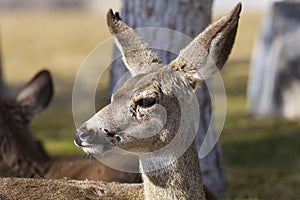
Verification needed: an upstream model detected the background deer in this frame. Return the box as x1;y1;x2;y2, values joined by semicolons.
75;3;241;200
0;70;52;177
0;68;140;182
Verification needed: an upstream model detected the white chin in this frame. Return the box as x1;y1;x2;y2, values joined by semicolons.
82;146;105;155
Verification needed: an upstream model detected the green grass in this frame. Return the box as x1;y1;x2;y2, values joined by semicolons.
220;12;300;199
1;10;300;199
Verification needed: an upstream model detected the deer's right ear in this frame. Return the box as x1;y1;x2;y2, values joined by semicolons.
17;70;54;115
107;9;163;76
169;3;241;88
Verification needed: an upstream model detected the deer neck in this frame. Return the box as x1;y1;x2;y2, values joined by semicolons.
140;140;206;200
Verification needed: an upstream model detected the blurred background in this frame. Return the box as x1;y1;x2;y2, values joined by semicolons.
0;0;299;199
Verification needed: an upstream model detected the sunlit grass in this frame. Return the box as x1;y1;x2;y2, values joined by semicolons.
1;10;299;199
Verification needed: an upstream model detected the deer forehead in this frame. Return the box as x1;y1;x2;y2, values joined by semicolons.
0;99;31;122
112;67;188;103
112;72;159;101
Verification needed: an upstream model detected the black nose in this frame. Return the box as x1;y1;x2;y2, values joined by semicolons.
74;130;83;147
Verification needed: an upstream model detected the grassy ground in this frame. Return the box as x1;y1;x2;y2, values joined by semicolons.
1;10;299;199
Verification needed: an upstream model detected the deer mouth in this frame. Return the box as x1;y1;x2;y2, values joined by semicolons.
74;127;115;154
81;144;113;155
74;138;114;155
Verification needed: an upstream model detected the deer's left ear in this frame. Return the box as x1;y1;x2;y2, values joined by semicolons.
17;70;54;115
169;2;241;88
107;9;163;76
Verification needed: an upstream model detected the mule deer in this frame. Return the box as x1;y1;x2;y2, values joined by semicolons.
0;70;52;177
75;3;241;200
0;69;140;183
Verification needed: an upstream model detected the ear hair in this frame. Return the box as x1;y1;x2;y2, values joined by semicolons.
169;2;242;88
107;9;163;76
17;70;54;115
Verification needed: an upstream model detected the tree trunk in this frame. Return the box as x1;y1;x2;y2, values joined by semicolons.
109;0;227;197
248;1;300;119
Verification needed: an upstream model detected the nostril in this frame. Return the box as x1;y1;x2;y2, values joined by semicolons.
74;128;96;147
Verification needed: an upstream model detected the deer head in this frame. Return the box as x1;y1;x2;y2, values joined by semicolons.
75;3;241;158
0;70;53;168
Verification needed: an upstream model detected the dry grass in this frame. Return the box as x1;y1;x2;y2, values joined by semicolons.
0;10;299;199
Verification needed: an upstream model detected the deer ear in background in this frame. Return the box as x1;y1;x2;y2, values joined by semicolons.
17;70;54;115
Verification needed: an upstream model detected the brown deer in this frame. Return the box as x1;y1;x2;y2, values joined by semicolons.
0;70;52;177
0;69;140;182
75;3;241;200
0;4;241;200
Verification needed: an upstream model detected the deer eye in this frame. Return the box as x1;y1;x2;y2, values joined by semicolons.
136;98;156;108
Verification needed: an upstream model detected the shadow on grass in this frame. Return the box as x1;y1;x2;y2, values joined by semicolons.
223;129;300;168
222;112;300;199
